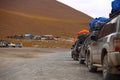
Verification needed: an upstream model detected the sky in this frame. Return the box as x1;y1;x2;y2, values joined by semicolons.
57;0;114;18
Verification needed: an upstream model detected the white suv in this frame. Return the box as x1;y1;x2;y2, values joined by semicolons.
86;15;120;80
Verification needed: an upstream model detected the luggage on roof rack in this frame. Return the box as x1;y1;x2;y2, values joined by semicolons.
111;0;120;13
110;10;120;18
110;0;120;18
89;17;109;31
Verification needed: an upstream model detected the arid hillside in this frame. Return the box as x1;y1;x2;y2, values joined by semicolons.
0;0;92;38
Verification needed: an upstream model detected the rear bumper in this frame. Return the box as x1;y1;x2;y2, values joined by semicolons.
109;51;120;66
108;51;120;74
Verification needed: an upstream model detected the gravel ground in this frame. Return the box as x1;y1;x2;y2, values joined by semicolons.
0;47;103;80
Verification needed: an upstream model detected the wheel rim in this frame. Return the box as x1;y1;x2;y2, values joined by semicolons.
103;61;107;79
87;55;92;70
88;61;91;70
85;54;88;66
79;55;81;61
103;55;108;79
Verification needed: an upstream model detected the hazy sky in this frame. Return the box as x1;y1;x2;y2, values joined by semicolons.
57;0;113;18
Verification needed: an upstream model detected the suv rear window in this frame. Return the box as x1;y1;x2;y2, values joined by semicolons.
98;17;117;38
118;18;120;32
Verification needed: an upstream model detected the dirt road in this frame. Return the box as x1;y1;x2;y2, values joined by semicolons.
0;47;102;80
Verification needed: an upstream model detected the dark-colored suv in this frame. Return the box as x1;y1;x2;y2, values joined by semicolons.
71;40;82;61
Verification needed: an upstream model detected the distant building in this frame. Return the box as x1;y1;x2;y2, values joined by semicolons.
42;35;54;40
33;36;41;40
24;34;34;39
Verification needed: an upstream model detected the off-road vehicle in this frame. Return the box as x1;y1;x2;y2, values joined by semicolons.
86;13;120;80
78;35;91;64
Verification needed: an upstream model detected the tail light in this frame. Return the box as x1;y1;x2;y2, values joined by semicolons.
114;39;120;51
76;46;79;52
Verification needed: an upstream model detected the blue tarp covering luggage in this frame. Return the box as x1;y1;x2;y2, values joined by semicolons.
111;0;120;13
97;17;109;22
77;34;87;44
89;17;109;31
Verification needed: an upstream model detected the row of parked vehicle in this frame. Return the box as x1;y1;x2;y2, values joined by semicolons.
0;41;22;48
71;0;120;80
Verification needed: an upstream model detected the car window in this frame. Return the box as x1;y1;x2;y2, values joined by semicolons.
98;17;117;38
118;18;120;32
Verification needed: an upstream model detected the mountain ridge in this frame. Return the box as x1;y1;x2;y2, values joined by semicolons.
0;0;92;38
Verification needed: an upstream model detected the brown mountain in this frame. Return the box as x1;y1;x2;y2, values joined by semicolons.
0;0;92;38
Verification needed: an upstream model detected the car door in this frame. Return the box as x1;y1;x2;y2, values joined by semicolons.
90;40;100;63
97;17;117;64
88;31;100;63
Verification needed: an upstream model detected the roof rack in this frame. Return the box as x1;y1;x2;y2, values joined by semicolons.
109;10;120;18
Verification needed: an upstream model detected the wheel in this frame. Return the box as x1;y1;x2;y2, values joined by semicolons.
87;53;97;72
73;54;78;61
71;51;74;58
75;54;79;61
71;53;73;58
85;54;88;66
103;54;112;80
73;54;76;60
79;54;84;64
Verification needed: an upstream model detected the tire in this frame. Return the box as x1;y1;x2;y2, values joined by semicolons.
73;54;78;61
87;53;97;72
102;55;112;80
85;54;88;66
71;53;72;58
75;54;79;61
19;46;22;48
73;54;76;60
79;54;84;64
71;54;73;58
12;46;15;48
71;51;74;58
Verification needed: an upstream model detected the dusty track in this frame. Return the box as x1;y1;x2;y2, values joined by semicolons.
0;47;102;80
